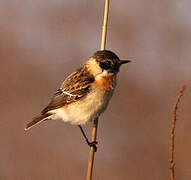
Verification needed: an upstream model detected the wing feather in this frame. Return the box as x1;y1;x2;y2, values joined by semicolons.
41;67;94;114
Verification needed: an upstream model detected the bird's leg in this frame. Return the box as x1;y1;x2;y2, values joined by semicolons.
78;125;98;152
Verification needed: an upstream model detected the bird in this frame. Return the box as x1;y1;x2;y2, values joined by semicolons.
25;50;130;151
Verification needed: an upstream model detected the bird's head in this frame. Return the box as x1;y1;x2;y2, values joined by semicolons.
93;50;131;73
85;50;131;76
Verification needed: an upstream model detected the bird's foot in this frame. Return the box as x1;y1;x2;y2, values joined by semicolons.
87;141;98;152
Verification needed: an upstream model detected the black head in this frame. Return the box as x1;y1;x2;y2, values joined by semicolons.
92;50;130;73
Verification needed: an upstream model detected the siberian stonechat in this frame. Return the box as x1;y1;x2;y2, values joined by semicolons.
25;50;130;150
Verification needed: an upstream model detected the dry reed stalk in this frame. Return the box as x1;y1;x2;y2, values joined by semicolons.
86;0;110;180
170;80;189;180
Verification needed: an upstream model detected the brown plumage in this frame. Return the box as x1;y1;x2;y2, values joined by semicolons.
25;113;51;130
41;66;95;114
25;50;130;130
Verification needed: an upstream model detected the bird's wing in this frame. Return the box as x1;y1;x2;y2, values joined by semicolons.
41;67;94;114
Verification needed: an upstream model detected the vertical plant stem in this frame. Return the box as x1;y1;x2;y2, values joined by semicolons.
170;80;189;180
101;0;110;51
86;118;98;180
86;0;110;180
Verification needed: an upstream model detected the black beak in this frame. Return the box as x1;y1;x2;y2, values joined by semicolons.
119;60;131;65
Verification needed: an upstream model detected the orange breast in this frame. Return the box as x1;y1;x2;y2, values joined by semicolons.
94;74;116;91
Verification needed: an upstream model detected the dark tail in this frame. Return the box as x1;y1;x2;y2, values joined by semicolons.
25;113;51;131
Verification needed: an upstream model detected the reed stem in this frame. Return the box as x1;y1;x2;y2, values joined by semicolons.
86;1;110;179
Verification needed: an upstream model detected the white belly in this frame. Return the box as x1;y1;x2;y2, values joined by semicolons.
49;88;114;125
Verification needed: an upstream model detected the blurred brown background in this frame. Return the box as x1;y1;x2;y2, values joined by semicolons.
1;0;191;179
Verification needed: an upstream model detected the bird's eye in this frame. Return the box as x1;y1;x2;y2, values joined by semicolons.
100;60;112;70
105;60;111;66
